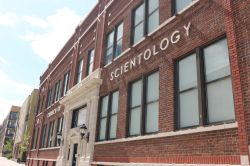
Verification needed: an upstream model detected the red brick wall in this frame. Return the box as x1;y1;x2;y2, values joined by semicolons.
94;0;247;165
38;149;59;159
230;0;250;145
27;0;250;165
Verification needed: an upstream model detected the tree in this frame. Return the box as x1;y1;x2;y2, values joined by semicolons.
19;132;30;161
3;140;13;159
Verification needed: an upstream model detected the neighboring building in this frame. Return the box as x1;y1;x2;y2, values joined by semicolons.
0;106;20;157
13;89;39;162
27;0;250;166
0;118;8;157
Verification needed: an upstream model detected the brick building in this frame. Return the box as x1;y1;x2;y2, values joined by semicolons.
27;0;250;166
0;106;20;157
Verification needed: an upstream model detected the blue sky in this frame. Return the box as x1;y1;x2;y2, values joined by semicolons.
0;0;98;124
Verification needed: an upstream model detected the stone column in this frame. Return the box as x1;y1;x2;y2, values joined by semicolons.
57;105;70;166
87;96;99;165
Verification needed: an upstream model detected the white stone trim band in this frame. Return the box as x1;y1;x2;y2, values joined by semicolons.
92;161;239;166
95;122;237;145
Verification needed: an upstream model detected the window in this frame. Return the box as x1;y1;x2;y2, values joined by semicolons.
37;95;45;115
32;128;39;149
8;121;15;128
132;0;159;45
104;22;123;65
98;91;119;141
46;89;53;107
128;71;159;136
174;0;193;13
177;54;199;128
204;39;235;123
53;80;61;102
176;38;235;129
62;71;70;97
56;116;64;146
86;49;95;76
40;125;47;148
47;121;55;147
10;112;18;120
76;59;83;84
71;107;86;128
43;161;48;166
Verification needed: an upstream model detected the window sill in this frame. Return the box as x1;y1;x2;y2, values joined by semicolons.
104;61;112;68
103;48;132;69
113;48;131;62
39;147;60;151
94;122;237;145
36;112;43;118
131;37;146;48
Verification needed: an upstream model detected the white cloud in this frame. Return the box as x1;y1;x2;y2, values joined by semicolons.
20;8;82;63
0;69;33;124
0;56;9;65
0;12;17;28
22;16;48;28
0;69;33;94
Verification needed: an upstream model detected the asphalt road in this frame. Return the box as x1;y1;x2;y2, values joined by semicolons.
0;157;25;166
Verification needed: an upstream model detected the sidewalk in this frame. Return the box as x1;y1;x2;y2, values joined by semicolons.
0;157;25;166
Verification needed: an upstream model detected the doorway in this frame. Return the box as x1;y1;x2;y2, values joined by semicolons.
72;144;78;166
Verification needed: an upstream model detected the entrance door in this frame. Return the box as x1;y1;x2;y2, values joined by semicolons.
72;144;78;166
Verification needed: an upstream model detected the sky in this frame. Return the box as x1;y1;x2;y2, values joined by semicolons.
0;0;98;124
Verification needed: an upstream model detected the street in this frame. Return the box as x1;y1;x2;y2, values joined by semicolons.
0;157;25;166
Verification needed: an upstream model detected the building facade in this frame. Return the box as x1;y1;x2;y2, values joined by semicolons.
0;106;20;157
27;0;250;166
13;89;39;162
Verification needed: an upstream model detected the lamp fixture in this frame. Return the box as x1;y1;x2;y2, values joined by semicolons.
79;124;89;142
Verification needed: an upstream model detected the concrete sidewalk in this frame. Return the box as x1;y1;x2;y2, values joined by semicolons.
0;157;25;166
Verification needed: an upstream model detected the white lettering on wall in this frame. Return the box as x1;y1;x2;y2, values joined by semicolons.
110;22;192;80
47;106;61;118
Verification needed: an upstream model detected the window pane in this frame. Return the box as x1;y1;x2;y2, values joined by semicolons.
88;63;93;75
101;96;109;117
71;110;78;128
107;31;114;47
179;54;197;91
179;89;199;128
115;39;122;58
147;71;159;102
207;77;235;123
99;118;107;140
129;107;141;135
105;47;113;64
111;91;119;114
77;107;86;126
133;23;144;44
148;10;159;33
131;79;142;107
76;59;83;83
87;50;94;76
204;38;231;82
109;115;117;139
63;72;70;96
176;0;193;13
148;0;159;13
117;23;123;40
146;102;158;133
134;3;144;25
90;50;95;63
